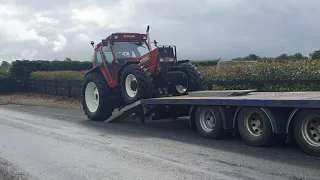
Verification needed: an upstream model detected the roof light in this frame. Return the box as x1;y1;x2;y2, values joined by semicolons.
114;35;118;39
143;36;147;40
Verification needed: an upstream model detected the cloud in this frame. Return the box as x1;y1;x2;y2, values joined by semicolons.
1;0;320;63
52;35;67;52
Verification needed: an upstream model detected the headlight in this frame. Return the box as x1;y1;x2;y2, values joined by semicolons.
159;58;164;62
169;58;174;61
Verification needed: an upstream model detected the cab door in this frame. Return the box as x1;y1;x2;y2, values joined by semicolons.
96;46;117;88
100;45;118;87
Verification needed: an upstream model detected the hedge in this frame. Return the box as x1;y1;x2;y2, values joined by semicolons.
27;60;320;91
10;60;92;78
200;60;320;81
30;71;86;80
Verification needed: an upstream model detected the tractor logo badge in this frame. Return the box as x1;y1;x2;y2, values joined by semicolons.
123;35;135;38
140;56;150;63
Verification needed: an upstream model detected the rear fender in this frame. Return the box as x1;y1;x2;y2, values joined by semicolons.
85;66;101;77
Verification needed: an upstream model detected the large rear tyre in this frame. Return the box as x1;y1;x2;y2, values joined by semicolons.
120;64;154;104
168;63;202;95
82;72;115;121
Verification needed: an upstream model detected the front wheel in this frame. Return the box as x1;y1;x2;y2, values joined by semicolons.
82;72;115;121
120;64;154;105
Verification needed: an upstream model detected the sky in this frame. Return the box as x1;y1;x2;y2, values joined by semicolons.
1;0;320;63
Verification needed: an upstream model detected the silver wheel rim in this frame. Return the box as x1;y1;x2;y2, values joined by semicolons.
125;74;138;98
244;111;263;137
85;82;99;113
175;85;187;94
199;108;216;132
301;116;320;147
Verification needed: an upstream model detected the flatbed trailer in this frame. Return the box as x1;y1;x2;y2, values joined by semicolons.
106;90;320;157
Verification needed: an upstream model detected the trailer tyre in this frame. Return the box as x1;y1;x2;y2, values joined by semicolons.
82;72;115;121
195;106;223;139
237;107;274;147
293;109;320;157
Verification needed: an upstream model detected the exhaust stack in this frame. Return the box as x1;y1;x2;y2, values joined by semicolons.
146;25;152;50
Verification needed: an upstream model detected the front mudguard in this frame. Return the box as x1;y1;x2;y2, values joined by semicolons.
85;66;101;77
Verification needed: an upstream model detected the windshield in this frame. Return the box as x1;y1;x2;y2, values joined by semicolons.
112;41;149;59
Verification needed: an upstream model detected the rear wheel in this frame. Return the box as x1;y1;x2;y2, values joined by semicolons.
237;107;274;147
168;63;202;95
82;72;115;121
293;109;320;157
195;106;223;139
120;64;154;104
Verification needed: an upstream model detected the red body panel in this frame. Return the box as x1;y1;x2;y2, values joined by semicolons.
137;48;160;73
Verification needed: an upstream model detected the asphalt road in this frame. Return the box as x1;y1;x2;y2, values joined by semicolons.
0;104;319;180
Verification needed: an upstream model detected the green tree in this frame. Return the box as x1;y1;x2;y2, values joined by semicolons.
246;54;260;60
310;50;320;59
65;57;72;61
276;53;288;60
0;61;11;72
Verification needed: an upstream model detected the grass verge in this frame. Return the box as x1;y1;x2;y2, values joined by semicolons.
0;93;81;109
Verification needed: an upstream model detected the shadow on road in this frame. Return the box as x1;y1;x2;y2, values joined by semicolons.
78;114;320;170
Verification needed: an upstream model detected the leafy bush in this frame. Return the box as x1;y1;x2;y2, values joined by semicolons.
198;60;320;81
190;60;219;67
10;60;92;78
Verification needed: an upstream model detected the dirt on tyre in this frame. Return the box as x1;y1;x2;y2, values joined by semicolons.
168;63;202;96
195;106;223;139
237;107;274;147
120;64;154;105
82;72;115;121
293;109;320;157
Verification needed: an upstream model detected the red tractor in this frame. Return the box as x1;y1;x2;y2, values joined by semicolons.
82;26;203;121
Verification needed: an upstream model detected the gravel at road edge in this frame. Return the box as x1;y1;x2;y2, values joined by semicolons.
0;158;34;180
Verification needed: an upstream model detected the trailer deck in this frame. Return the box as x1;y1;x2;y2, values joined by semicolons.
142;91;320;108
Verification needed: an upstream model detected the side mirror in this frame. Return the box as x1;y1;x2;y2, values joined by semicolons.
153;40;158;47
90;40;94;47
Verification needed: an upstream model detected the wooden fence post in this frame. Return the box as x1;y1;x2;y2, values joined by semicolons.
44;80;47;94
68;80;71;98
55;80;58;95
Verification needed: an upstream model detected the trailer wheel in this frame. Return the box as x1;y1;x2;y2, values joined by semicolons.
195;106;223;139
237;107;273;147
293;109;320;157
